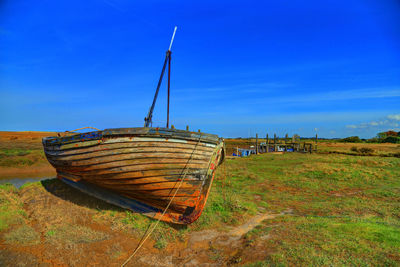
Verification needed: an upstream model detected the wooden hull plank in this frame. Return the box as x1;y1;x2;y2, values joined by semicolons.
43;127;225;224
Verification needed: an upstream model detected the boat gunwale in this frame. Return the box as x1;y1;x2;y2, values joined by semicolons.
42;127;222;147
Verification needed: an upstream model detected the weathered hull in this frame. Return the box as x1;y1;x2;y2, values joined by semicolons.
42;127;224;224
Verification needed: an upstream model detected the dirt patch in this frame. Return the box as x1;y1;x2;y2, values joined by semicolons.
0;249;43;266
330;189;364;197
229;211;288;237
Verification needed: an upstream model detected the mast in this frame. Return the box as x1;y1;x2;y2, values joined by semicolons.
144;26;177;128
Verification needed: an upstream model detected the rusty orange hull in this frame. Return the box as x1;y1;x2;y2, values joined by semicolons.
42;127;224;224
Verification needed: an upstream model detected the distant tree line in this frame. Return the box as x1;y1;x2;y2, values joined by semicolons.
340;130;400;144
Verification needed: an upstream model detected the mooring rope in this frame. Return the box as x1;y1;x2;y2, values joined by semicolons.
121;134;204;267
58;127;101;137
65;126;101;133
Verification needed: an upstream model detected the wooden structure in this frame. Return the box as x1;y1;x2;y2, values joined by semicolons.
233;133;318;155
257;133;318;153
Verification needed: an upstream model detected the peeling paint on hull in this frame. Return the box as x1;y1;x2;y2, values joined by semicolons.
42;127;224;224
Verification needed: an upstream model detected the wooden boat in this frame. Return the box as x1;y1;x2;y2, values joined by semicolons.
42;28;225;224
42;127;224;224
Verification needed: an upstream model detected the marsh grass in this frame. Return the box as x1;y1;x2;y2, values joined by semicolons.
0;184;26;231
316;140;400;157
45;224;109;244
0;148;45;167
4;225;40;245
0;133;50;168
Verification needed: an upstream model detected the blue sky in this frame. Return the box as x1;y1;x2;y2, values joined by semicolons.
1;0;399;138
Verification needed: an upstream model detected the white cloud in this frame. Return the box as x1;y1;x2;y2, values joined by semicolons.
346;125;357;129
345;114;400;130
388;114;400;121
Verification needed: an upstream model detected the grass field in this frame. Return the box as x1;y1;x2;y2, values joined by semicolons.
0;133;399;266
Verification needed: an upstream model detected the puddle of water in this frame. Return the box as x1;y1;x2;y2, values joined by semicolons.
0;177;54;189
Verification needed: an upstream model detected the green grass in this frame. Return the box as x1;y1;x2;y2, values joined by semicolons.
0;148;45;167
0;148;32;157
256;216;400;266
216;152;400;265
0;184;25;231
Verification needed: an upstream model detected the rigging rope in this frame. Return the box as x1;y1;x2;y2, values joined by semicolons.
121;134;205;267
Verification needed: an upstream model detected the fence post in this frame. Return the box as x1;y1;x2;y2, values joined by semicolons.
266;134;269;153
274;134;277;152
256;133;258;154
315;133;318;152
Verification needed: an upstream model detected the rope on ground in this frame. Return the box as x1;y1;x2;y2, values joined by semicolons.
121;134;204;267
221;156;227;202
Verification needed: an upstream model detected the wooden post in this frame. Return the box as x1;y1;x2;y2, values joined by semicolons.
309;143;312;154
256;133;258;154
274;134;277;152
266;134;269;153
285;133;288;151
236;147;239;157
315;133;318;152
186;125;189;131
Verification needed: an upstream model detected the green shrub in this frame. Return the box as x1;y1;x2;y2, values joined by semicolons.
382;136;400;144
366;137;380;143
340;136;361;143
358;147;374;154
350;146;358;152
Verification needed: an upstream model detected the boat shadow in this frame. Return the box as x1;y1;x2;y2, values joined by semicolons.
41;178;187;230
